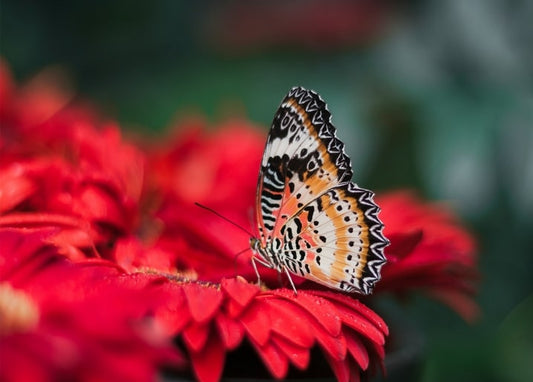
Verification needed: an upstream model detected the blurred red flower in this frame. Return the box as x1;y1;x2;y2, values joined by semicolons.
0;61;145;260
376;192;480;322
205;0;391;53
0;228;184;382
145;119;282;284
0;59;479;382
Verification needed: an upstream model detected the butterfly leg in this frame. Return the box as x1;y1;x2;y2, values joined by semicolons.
284;267;298;295
251;256;262;285
251;255;272;287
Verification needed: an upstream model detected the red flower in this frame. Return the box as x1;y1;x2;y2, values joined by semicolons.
110;275;387;382
0;61;145;259
376;191;479;322
146;118;281;284
147;117;263;209
0;59;479;382
0;228;184;382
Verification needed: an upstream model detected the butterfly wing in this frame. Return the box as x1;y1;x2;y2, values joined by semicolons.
256;87;352;241
279;184;387;293
255;87;388;294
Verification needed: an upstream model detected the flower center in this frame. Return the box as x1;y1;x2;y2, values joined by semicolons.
0;282;40;336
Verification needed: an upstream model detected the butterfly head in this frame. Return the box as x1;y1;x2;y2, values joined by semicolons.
249;237;277;268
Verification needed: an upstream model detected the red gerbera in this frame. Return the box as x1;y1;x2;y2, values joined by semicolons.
376;191;479;322
0;61;145;260
106;274;387;382
0;228;184;382
0;59;479;382
145;118;281;285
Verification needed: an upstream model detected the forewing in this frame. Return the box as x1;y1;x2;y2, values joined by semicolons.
255;87;353;244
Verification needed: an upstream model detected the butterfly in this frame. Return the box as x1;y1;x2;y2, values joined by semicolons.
250;87;388;294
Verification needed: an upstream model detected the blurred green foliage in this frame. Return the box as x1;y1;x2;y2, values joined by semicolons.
2;1;532;381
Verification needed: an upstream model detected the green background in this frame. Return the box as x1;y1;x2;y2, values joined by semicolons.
2;1;532;381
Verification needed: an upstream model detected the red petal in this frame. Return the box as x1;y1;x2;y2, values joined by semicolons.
49;228;94;258
270;334;310;370
182;283;223;323
240;300;271;346
170;310;192;334
344;330;369;370
386;230;423;259
428;288;480;323
268;291;347;361
263;297;314;348
153;285;191;335
250;339;289;379
272;289;341;336
0;227;59;282
0;165;36;212
324;353;350;382
76;184;124;227
215;312;244;350
226;297;247;318
333;304;385;346
189;331;226;382
183;322;211;352
366;336;385;360
310;291;389;336
348;359;362;382
0;212;91;232
221;277;259;307
314;324;347;361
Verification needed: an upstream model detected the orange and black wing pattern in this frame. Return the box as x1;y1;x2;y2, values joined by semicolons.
254;87;388;294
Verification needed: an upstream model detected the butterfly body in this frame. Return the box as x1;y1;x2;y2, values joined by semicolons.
252;87;388;294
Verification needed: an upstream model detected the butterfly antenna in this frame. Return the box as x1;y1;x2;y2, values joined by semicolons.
194;202;255;237
232;247;252;275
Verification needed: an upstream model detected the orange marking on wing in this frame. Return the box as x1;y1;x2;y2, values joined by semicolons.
321;190;371;281
300;231;318;247
307;175;334;199
349;198;370;275
280;185;300;216
320;193;350;283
